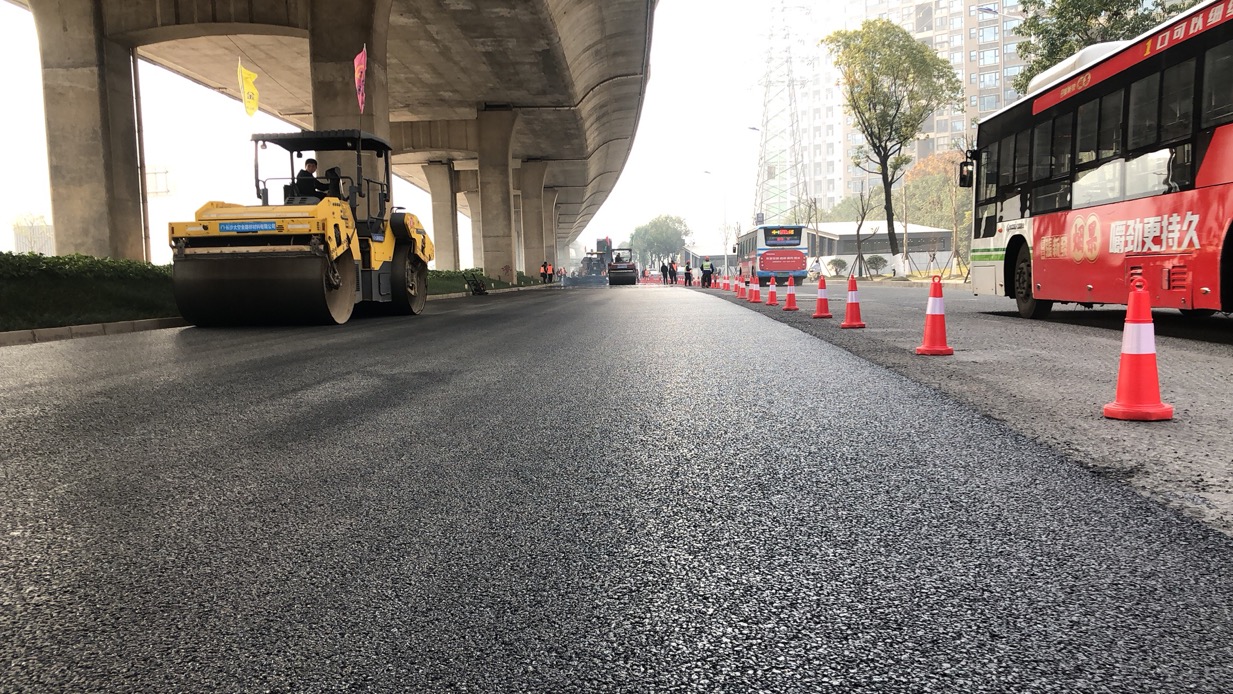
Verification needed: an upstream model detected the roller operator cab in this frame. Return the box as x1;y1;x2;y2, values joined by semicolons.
168;130;435;326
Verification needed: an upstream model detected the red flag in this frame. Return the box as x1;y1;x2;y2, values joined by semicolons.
354;44;368;113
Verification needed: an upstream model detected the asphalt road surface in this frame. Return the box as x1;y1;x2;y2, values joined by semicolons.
719;278;1233;534
2;284;1232;692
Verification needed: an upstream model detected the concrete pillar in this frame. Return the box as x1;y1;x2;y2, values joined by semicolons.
476;109;518;284
519;162;548;277
309;0;390;137
308;0;391;221
30;1;143;259
512;193;524;276
422;162;459;270
541;186;559;269
462;190;483;269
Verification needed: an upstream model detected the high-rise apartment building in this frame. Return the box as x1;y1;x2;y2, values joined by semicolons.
803;0;1026;211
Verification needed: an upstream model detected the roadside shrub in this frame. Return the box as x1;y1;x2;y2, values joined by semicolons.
827;258;848;276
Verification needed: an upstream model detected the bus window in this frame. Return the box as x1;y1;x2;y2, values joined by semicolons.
1161;59;1195;142
999;134;1015;188
1202;41;1233;128
1076;98;1099;164
1169;143;1194;190
980;144;998;202
1128;74;1160;150
1053;112;1073;176
1073;159;1125;208
1098;90;1123;160
976;203;997;239
1125;149;1171;199
1031;120;1052;181
1014;130;1030;184
1032;180;1070;214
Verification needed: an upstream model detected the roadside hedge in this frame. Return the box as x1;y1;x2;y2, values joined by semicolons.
0;253;537;332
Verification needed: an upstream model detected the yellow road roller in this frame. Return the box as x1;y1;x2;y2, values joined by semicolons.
168;130;434;325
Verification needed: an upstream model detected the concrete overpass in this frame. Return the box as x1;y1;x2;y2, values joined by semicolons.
18;0;655;282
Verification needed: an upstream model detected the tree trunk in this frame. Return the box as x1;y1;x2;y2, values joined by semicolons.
880;161;901;258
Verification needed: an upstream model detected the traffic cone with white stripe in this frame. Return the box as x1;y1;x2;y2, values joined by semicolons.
748;278;761;304
766;278;779;306
1103;280;1173;421
783;276;800;311
839;275;865;329
812;277;832;319
915;275;953;355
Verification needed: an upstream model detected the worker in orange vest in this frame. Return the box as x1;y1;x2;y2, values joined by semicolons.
546;262;554;283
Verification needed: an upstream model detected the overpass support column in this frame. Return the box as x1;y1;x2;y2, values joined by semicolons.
308;0;391;137
461;189;482;269
542;187;559;268
519;162;548;277
423;162;459;270
477;108;518;284
30;0;143;260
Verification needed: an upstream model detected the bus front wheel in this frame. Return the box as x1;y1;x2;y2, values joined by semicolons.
1014;244;1053;319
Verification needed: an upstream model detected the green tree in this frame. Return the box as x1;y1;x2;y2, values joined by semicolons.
865;255;888;275
904;150;973;275
629;215;692;267
824;19;961;262
827;258;848;276
1012;0;1199;94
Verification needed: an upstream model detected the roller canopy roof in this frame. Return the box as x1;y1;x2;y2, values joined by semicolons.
253;130;392;154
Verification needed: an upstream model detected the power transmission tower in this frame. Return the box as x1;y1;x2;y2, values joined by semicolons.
753;0;814;228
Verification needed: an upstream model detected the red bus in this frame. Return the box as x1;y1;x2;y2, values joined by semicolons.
734;224;809;286
962;0;1233;318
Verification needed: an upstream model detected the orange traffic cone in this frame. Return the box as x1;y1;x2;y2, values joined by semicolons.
1103;280;1173;421
766;279;779;306
812;277;832;319
736;277;744;296
749;280;761;304
783;276;799;311
916;275;953;355
840;275;866;329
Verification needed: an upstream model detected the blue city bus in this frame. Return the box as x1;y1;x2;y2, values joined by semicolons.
734;224;809;286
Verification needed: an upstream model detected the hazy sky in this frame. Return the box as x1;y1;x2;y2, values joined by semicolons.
0;1;775;265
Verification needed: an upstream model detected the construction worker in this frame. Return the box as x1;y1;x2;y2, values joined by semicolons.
540;261;549;284
683;262;693;287
700;256;714;288
669;261;678;285
546;262;554;283
660;261;669;284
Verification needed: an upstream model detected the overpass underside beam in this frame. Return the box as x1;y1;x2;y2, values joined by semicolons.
31;0;144;260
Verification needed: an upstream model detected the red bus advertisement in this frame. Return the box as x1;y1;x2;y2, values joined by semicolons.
963;0;1233;318
734;225;809;286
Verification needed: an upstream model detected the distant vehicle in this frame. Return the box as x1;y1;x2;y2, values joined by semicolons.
734;224;809;286
564;236;613;287
608;247;638;285
960;0;1232;319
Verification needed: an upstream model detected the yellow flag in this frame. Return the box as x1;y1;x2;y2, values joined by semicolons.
237;59;259;116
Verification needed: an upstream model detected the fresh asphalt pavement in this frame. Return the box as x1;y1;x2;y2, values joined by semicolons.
2;285;1232;692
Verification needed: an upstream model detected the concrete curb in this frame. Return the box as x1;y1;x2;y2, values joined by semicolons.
0;283;554;348
0;317;190;348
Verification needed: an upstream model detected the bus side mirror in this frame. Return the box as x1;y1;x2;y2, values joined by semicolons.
731;245;737;254
958;160;974;188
